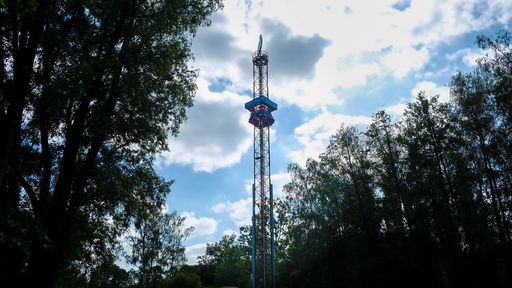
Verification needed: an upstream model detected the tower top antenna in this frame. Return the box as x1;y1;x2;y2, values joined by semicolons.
257;34;263;56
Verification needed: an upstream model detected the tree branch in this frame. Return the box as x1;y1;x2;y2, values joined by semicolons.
18;174;40;216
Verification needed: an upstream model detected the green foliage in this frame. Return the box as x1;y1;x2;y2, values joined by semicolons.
127;211;192;288
0;0;222;286
165;271;203;288
197;233;251;288
276;31;512;288
88;263;131;288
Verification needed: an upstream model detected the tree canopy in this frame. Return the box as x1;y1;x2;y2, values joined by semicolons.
0;0;221;287
276;31;512;288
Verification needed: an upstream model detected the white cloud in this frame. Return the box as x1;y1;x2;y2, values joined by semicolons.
222;229;239;236
212;198;252;227
289;112;373;165
185;243;207;265
446;47;493;67
187;0;512;114
407;0;511;44
461;51;483;67
383;103;408;116
337;63;382;88
271;172;292;199
382;46;430;78
181;211;218;239
244;179;253;196
446;48;472;61
411;81;450;103
383;80;450;117
156;77;252;172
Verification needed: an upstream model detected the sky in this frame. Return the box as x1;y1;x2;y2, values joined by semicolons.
153;0;512;264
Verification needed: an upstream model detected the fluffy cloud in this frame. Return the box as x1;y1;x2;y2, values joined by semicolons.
192;14;241;62
382;46;430;78
411;81;450;103
261;18;330;82
408;0;512;44
212;173;287;228
271;172;292;199
190;0;512;110
383;80;450;117
289;112;373;165
336;63;382;88
181;211;218;239
157;78;252;172
191;13;251;84
446;47;493;67
212;198;252;227
383;103;408;117
222;229;239;236
185;243;207;264
255;0;512;79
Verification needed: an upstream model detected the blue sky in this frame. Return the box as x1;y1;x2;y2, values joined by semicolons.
152;0;512;264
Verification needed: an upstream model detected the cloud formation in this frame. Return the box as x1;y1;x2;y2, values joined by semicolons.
271;172;292;199
262;19;330;82
382;46;430;78
289;112;373;166
185;243;207;265
182;211;218;239
157;78;252;172
446;47;493;67
383;80;451;117
212;198;252;227
411;81;450;103
383;103;408;117
189;0;512;111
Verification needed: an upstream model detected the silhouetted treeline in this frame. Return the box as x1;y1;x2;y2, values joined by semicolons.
277;31;512;288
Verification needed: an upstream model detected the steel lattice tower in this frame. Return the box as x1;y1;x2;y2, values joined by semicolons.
244;35;277;288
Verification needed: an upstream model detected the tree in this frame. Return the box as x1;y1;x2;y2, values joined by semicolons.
88;263;131;288
366;111;410;237
198;233;251;288
165;271;203;288
473;31;512;240
0;0;222;286
128;211;192;288
448;32;512;286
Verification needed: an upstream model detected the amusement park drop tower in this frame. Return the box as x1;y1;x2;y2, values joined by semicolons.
244;35;277;288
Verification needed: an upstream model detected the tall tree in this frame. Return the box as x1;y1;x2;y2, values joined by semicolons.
0;0;222;286
474;32;512;237
366;111;410;236
449;32;512;286
198;233;251;288
128;210;192;288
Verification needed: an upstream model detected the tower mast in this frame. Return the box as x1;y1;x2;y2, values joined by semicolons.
244;35;277;288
